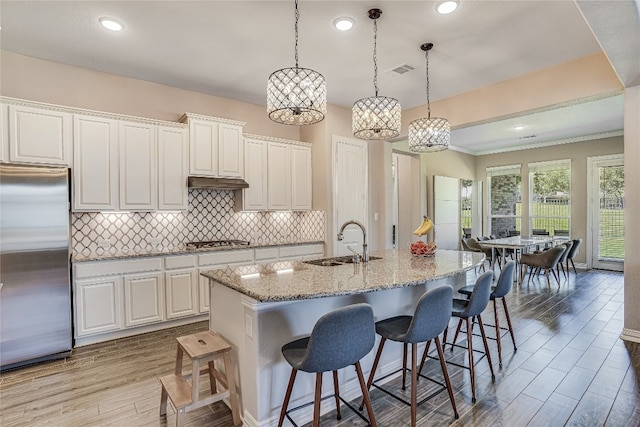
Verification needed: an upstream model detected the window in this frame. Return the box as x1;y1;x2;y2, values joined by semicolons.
528;160;571;237
461;179;473;237
487;165;521;237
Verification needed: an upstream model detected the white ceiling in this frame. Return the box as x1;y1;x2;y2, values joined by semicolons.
0;1;633;154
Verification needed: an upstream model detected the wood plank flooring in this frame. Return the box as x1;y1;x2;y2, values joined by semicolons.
1;269;639;426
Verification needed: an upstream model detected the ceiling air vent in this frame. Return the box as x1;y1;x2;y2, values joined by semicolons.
390;64;416;75
519;134;537;139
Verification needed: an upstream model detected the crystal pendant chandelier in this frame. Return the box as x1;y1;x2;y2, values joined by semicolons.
352;9;401;140
408;43;450;152
267;0;326;125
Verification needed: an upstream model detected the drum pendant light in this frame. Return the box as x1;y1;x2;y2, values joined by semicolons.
267;0;326;125
408;43;450;152
352;8;401;140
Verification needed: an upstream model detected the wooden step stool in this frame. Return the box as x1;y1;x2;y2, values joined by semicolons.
159;330;241;426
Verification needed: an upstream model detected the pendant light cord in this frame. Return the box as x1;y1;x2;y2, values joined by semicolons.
373;17;378;96
425;49;431;118
294;0;299;68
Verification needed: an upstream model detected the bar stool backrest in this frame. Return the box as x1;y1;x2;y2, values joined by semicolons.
404;286;453;344
492;260;516;298
298;303;375;373
461;271;494;318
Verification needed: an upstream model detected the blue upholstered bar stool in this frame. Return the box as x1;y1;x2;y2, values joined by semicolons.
362;286;458;426
456;260;517;367
277;303;377;427
440;271;495;403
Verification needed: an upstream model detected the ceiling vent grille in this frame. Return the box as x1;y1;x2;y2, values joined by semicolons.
390;64;416;75
518;134;537;139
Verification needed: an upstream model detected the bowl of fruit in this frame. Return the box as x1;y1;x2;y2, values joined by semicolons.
410;241;437;257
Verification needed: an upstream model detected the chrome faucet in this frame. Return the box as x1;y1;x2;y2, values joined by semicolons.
337;220;369;262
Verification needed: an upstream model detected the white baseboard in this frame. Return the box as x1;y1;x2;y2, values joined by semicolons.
620;328;640;343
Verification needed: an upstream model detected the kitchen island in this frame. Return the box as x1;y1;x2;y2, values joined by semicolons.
202;248;484;427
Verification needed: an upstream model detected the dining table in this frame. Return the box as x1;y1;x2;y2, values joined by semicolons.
479;235;558;271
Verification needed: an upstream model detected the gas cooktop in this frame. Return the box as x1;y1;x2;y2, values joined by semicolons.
186;240;251;250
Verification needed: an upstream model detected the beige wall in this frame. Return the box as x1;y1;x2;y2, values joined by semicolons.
403;53;623;132
476;136;624;264
0;51;300;141
623;85;640;339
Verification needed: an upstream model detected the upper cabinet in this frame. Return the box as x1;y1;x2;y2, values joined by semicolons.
158;126;188;210
4;103;72;166
73;115;119;211
181;113;245;178
238;134;312;212
119;122;157;211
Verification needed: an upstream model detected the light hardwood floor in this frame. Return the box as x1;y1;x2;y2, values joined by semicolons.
1;269;639;426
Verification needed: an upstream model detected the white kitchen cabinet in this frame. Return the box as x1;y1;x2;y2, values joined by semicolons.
218;123;243;177
1;104;8;162
239;137;269;210
182;113;245;178
268;142;292;210
165;269;198;319
291;144;312;210
7;104;72;166
75;276;122;336
73;115;119;211
198;272;211;314
164;254;198;319
198;249;254;314
239;135;312;212
119;121;157;211
158;125;188;210
123;272;164;327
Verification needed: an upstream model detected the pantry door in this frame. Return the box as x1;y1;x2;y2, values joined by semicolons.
333;136;368;257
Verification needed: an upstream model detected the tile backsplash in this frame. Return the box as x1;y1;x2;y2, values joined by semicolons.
72;190;325;255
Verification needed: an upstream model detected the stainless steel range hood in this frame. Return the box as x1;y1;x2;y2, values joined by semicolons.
187;176;249;190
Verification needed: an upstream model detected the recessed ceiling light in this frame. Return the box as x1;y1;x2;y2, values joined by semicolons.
333;17;355;31
436;0;459;15
514;125;525;130
99;17;124;32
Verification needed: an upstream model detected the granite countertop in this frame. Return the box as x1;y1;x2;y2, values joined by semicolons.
201;249;485;302
71;240;324;263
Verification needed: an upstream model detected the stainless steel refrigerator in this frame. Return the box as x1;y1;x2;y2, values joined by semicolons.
0;164;72;370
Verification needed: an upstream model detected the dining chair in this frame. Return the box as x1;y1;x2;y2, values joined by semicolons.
519;245;566;288
566;238;583;274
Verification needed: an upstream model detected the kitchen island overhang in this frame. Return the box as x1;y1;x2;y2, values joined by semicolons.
202;249;485;427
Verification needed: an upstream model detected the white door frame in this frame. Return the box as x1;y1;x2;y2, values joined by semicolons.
586;154;624;271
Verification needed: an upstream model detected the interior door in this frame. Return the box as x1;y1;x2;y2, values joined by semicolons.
589;155;624;271
433;175;460;250
392;152;422;249
333;136;368;256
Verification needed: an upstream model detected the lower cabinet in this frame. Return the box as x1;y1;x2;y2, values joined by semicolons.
72;244;324;345
123;272;164;327
165;269;198;319
75;276;122;336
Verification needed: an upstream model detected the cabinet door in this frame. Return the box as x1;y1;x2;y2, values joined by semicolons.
8;105;72;165
75;277;122;336
242;138;268;210
189;119;218;176
123;272;163;327
73;115;119;211
218;123;243;177
119;122;157;210
158;126;188;210
1;104;8;162
291;145;312;210
268;142;291;210
165;269;198;319
198;270;211;314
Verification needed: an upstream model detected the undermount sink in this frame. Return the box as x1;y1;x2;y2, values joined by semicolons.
304;255;382;267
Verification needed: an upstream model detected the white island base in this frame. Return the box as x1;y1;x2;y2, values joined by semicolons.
204;249;484;426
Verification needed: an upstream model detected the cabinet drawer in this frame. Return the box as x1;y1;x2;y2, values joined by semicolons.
198;249;254;267
164;255;196;270
255;247;279;261
75;257;163;279
279;244;324;258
